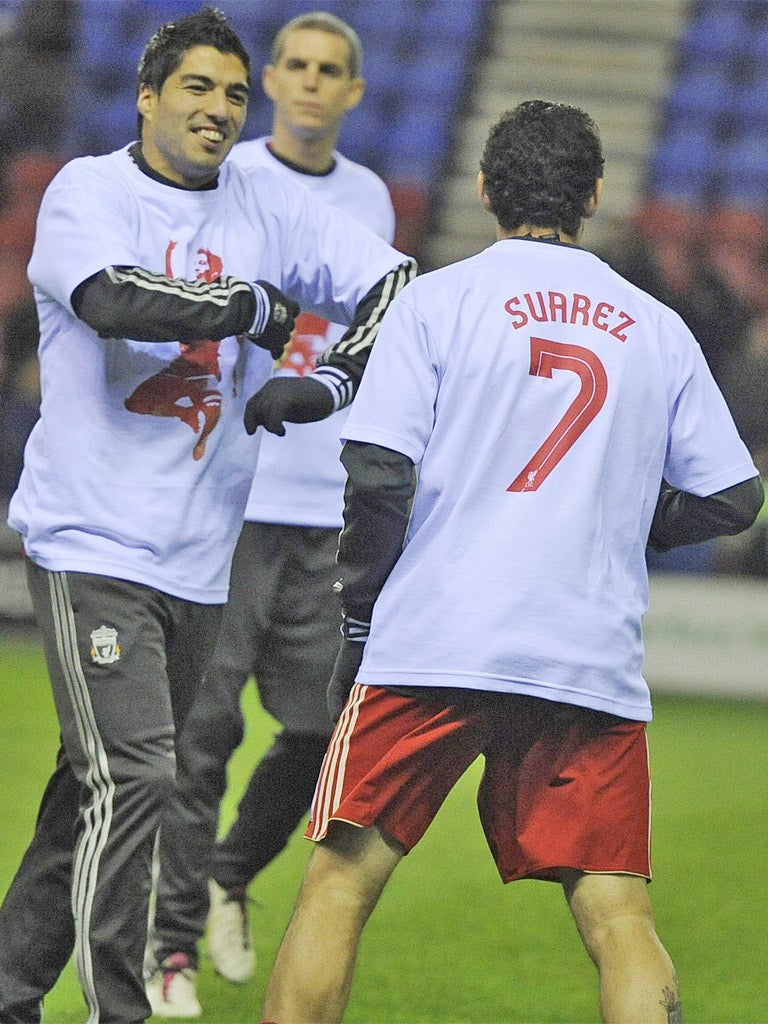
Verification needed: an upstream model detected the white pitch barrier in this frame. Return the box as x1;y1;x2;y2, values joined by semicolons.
644;572;768;701
2;540;767;702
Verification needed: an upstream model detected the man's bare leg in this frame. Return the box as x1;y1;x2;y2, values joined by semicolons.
263;823;403;1024
563;870;683;1024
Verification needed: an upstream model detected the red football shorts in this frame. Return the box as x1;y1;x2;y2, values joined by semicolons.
307;684;652;882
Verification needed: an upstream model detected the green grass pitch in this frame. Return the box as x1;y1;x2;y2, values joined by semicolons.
1;633;767;1023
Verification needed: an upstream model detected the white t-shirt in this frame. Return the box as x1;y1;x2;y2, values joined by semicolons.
9;145;403;602
342;237;758;721
228;137;395;527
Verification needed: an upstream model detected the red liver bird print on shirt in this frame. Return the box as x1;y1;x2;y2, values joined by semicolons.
274;312;328;376
124;242;225;461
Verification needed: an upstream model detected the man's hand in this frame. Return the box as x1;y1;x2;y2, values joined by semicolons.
326;611;370;723
327;638;366;723
247;281;300;359
244;377;335;436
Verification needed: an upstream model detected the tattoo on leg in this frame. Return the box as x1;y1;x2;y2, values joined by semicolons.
660;983;683;1023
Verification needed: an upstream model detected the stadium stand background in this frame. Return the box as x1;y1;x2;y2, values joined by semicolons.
3;0;768;629
48;0;489;261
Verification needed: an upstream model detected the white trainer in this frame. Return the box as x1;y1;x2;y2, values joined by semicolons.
146;952;202;1018
206;879;255;983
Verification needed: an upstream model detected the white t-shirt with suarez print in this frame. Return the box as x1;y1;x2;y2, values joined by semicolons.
9;145;403;601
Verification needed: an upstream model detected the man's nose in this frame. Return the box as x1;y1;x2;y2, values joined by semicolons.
302;66;320;90
206;88;232;121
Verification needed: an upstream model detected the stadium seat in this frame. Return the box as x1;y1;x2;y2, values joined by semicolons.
731;74;768;131
646;125;718;204
6;150;66;201
384;103;450;182
663;68;735;125
351;0;411;39
0;0;22;30
387;181;432;258
360;44;406;97
60;0;487;197
415;0;483;41
745;14;768;64
633;198;703;243
0;263;31;321
0;152;66;267
677;2;745;68
706;203;768;249
704;226;768;319
646;0;768;216
717;132;768;207
400;51;463;103
337;104;390;175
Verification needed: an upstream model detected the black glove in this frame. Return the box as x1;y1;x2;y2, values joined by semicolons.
327;638;366;724
244;376;335;436
247;280;300;359
327;611;371;723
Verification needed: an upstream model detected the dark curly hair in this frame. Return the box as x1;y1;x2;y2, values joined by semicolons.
479;100;604;237
136;7;251;132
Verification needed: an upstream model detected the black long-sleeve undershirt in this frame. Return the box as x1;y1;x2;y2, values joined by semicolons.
336;441;417;622
648;476;764;552
72;266;257;343
70;260;416;411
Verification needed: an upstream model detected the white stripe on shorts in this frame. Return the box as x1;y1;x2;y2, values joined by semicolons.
307;683;368;841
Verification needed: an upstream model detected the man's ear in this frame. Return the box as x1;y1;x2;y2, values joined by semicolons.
262;64;277;101
343;76;365;113
137;84;157;124
476;171;493;212
584;178;604;219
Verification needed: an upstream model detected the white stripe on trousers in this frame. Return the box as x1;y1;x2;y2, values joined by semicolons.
307;683;367;840
48;571;115;1024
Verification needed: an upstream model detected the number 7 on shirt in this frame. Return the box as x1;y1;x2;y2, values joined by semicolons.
508;336;608;492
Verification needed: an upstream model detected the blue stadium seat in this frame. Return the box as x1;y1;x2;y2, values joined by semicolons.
663;68;735;124
337;103;390;175
647;126;718;204
731;75;768;130
415;0;483;40
645;0;768;213
351;0;411;40
62;0;485;190
745;14;768;63
677;1;746;68
717;129;768;206
69;92;140;156
383;103;450;182
401;50;463;102
361;44;407;96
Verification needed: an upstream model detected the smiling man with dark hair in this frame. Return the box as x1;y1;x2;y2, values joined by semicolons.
0;7;414;1022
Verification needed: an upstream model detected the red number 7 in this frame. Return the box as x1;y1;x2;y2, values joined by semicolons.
508;336;608;492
